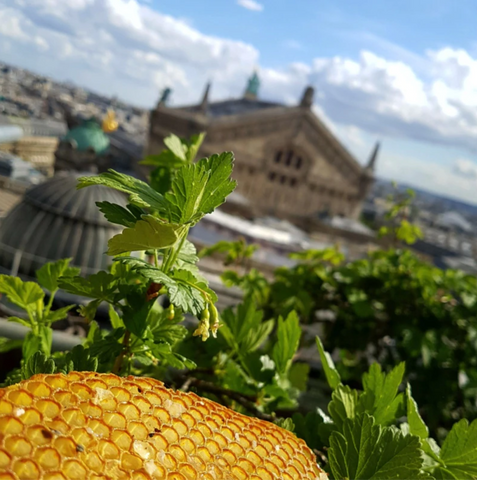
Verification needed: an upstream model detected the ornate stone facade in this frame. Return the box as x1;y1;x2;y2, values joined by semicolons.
146;77;377;220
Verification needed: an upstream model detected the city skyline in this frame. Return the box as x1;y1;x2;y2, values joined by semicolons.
1;0;477;203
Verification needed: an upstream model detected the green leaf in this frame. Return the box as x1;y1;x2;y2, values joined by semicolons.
164;134;187;161
169;270;211;316
7;316;31;327
96;201;141;228
406;383;429;440
36;259;80;293
293;409;333;451
272;311;301;375
358;362;405;426
274;418;295;432
329;413;425;480
21;352;56;380
186;132;206;163
77;169;169;212
140;150;185;168
196;153;237;216
0;337;23;353
22;327;52;361
315;335;341;390
42;305;75;324
288;362;310;391
165;153;236;224
108;304;124;329
107;215;182;255
78;299;102;321
63;345;98;373
178;240;199;264
58;271;118;302
220;298;274;355
150;167;172;194
0;275;44;312
328;384;358;428
433;419;477;479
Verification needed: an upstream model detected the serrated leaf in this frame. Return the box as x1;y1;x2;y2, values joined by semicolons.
165;153;236;225
107;215;182;255
78;299;102;321
42;305;75;324
433;418;477;479
358;362;405;425
274;418;295;432
22;327;52;361
108;304;124;329
77;169;169;212
164;134;187;161
196;153;237;216
7;316;31;327
178;240;199;264
315;335;341;390
63;345;98;373
36;259;80;293
0;275;44;312
293;409;333;451
96;201;140;227
58;271;118;302
21;352;56;380
186;132;206;163
140;150;185;168
406;383;429;440
272;311;301;375
329;413;425;480
220;298;274;355
328;384;358;428
169;269;210;316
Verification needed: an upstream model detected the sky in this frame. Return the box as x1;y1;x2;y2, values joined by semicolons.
1;0;477;204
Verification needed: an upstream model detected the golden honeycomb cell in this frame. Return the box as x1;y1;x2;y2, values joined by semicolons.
0;372;327;479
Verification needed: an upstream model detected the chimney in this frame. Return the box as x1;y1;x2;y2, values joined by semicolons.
366;141;380;171
199;82;211;113
300;86;315;108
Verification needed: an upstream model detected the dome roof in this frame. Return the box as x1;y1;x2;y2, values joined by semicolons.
62;119;110;154
0;172;127;278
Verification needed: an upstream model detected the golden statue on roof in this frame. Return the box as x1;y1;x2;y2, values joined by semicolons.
102;109;118;133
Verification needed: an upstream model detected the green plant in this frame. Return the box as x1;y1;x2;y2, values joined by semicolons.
1;133;477;479
378;185;423;245
291;335;477;479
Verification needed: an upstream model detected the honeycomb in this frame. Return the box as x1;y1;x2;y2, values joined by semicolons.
0;372;327;479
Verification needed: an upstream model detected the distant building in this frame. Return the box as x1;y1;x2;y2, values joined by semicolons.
0;172;127;279
146;74;378;220
0;117;66;176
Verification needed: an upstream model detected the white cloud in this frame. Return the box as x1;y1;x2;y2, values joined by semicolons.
237;0;264;12
3;0;477;205
283;40;302;50
454;158;477;179
379;152;477;205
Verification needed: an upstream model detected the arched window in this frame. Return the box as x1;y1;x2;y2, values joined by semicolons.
275;151;282;163
295;157;302;169
285;151;293;166
268;172;276;181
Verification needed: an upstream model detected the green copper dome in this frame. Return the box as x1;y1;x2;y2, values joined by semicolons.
63;118;110;155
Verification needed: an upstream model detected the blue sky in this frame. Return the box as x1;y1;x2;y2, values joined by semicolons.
1;0;477;204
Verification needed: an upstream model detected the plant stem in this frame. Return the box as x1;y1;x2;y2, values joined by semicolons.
112;330;131;375
163;227;189;273
154;250;159;268
44;288;58;315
